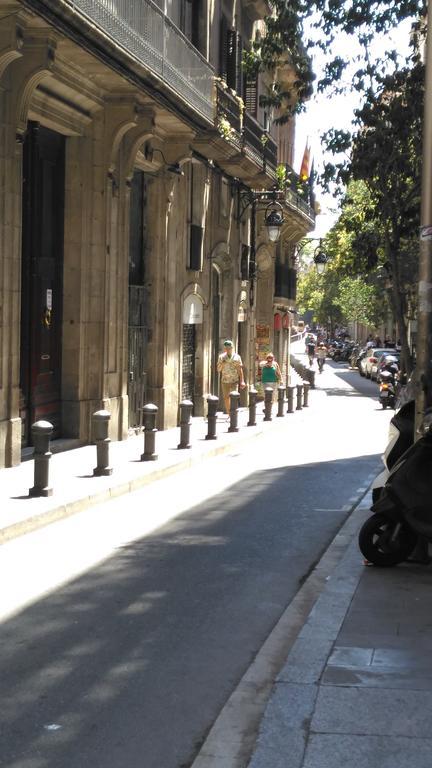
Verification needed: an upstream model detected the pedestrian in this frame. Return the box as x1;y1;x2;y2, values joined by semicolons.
258;352;282;400
316;343;327;372
306;337;316;366
217;339;246;415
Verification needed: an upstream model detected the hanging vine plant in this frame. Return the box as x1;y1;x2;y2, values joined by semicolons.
244;0;315;124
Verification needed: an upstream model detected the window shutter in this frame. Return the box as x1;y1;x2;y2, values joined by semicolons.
219;16;228;81
189;224;203;271
244;74;258;116
226;29;237;90
236;33;243;97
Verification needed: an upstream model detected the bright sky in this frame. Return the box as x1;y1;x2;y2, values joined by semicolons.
294;17;414;238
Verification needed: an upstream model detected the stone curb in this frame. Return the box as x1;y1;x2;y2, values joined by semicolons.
247;497;372;768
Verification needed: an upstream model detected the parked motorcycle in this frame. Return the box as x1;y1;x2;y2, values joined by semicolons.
378;370;397;409
370;399;415;503
358;413;432;566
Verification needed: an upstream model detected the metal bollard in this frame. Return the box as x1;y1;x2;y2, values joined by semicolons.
29;420;53;497
263;387;273;421
287;385;295;414
309;370;316;389
247;387;257;426
277;385;285;417
296;384;303;410
228;390;240;432
178;400;193;449
206;395;219;440
141;403;158;461
303;381;310;407
92;410;113;476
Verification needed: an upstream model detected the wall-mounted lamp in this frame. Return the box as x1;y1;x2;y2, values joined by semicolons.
144;144;184;176
238;185;285;243
265;202;284;243
313;244;328;274
295;237;329;274
237;185;285;306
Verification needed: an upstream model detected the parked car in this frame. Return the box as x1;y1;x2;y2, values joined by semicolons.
363;348;392;380
376;352;401;383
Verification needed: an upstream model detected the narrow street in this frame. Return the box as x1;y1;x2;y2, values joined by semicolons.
0;357;392;768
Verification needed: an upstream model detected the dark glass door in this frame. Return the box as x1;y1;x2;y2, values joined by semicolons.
128;170;149;428
211;267;220;397
182;324;196;407
20;123;65;445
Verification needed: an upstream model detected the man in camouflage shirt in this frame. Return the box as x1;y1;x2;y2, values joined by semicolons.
217;339;245;414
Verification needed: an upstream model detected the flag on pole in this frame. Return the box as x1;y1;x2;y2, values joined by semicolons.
300;142;311;181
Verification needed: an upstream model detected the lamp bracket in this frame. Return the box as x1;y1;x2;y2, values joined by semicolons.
237;185;284;222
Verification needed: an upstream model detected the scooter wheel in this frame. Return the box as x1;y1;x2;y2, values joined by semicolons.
358;513;417;567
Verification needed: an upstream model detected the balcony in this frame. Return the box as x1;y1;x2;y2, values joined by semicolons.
216;82;242;134
61;0;214;122
193;80;278;185
285;187;315;225
243;112;277;175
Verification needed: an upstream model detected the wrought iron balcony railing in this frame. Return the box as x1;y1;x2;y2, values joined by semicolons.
243;113;277;172
216;81;242;133
285;187;315;223
64;0;214;121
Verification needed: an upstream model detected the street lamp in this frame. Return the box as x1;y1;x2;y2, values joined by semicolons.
237;185;285;305
265;202;284;242
238;185;285;242
294;238;329;273
313;244;328;274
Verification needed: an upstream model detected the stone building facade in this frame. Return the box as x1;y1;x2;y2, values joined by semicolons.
0;0;314;468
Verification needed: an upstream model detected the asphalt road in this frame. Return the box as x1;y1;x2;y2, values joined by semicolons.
0;358;391;768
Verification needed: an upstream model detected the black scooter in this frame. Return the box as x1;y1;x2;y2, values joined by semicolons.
359;411;432;566
378;370;397;409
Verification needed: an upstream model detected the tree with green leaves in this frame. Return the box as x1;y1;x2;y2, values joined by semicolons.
321;61;423;372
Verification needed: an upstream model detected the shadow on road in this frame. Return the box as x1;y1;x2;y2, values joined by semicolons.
0;452;382;768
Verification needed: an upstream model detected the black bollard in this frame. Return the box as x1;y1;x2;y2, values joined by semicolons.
277;385;285;417
303;381;310;407
141;403;158;461
206;395;219;440
92;410;113;476
309;369;316;389
29;420;53;497
263;387;273;421
178;400;193;449
228;390;240;432
247;387;257;426
296;384;303;410
287;385;295;414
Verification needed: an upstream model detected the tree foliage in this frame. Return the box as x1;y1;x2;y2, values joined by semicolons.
251;0;426;124
334;277;382;327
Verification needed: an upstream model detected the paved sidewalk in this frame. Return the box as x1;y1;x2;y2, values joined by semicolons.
1;376;310;544
248;493;432;768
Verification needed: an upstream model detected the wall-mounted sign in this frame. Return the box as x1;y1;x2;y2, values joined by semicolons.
183;294;203;324
46;289;52;310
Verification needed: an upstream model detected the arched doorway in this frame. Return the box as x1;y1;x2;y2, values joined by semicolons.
20;123;65;445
